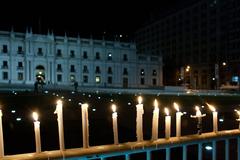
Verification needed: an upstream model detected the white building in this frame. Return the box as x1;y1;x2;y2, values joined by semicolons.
0;29;163;89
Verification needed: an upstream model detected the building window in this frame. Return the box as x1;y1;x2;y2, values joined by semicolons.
83;51;88;59
108;76;112;84
95;66;101;74
108;67;112;74
108;53;112;60
83;75;88;83
70;65;75;72
152;78;157;85
96;76;101;83
2;45;8;53
17;46;23;54
57;64;62;72
96;52;100;60
123;68;128;75
18;72;23;80
57;49;62;57
70;75;75;82
141;78;145;85
2;61;8;69
57;74;62;82
2;72;8;80
152;70;157;76
70;50;75;58
83;65;88;73
38;48;43;56
140;69;145;76
17;62;23;70
123;54;128;61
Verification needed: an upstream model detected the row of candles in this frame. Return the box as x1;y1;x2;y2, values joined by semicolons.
0;96;240;157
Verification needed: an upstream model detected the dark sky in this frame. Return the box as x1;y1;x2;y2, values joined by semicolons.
0;0;181;39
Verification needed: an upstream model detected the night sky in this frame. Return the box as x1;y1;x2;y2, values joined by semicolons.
0;0;185;39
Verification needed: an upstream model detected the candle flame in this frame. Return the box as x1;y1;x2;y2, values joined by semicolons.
195;106;200;111
56;99;62;106
138;96;142;104
164;108;169;115
32;112;39;121
173;102;179;111
154;99;158;109
206;103;216;112
0;109;2;116
112;104;117;112
235;109;240;115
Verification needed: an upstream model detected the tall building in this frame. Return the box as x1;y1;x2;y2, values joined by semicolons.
0;29;162;89
135;0;240;89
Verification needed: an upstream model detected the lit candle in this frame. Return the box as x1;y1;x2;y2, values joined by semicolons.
190;106;206;135
173;102;183;137
136;96;144;142
164;108;171;139
152;99;159;140
81;103;89;148
206;103;218;133
32;112;41;153
234;109;240;129
54;100;65;151
0;109;4;157
112;104;119;145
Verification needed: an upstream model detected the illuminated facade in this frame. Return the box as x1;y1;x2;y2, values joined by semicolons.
0;29;162;89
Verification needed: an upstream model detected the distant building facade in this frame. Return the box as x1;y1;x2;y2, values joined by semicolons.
0;29;162;89
135;0;240;89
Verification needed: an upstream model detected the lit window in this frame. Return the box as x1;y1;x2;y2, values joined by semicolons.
140;69;145;76
96;76;101;83
108;53;112;60
70;75;75;82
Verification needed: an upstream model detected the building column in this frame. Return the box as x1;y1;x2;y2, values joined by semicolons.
212;141;216;160
225;139;229;160
183;145;187;160
198;143;202;160
166;148;170;160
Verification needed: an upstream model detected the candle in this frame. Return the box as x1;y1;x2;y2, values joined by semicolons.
0;109;4;157
54;100;65;151
190;106;206;135
112;104;119;144
152;99;159;140
81;103;89;148
206;103;218;133
173;102;183;137
136;96;144;142
164;108;171;139
32;112;41;153
235;109;240;129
